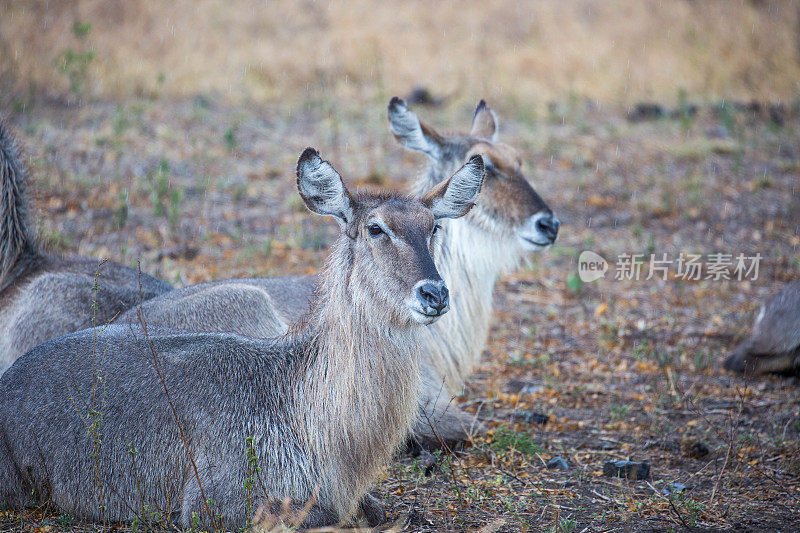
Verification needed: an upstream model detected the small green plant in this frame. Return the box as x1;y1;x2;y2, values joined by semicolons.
230;182;249;203
56;514;75;527
632;341;673;367
224;127;238;151
204;499;224;528
55;21;95;99
491;425;544;457
113;189;129;229
671;493;703;527
718;100;737;138
112;109;129;138
676;88;694;131
146;159;183;229
631;341;653;361
555;516;577;533
753;171;774;190
38;222;75;251
148;159;171;217
168;188;183;228
692;348;713;371
130;504;163;532
67;259;112;524
187;512;201;533
609;403;632;421
73;20;92;37
566;272;582;293
243;435;262;524
286;194;307;213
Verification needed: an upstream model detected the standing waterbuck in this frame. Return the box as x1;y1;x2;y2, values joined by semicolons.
0;115;171;375
0;148;486;529
117;98;558;449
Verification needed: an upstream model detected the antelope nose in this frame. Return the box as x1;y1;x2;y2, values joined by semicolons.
417;281;449;314
536;214;560;242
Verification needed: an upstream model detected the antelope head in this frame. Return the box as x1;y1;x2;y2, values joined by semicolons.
388;97;559;262
296;148;486;326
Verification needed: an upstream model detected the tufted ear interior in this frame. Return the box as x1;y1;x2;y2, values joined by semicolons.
296;148;353;229
470;100;498;142
421;155;485;220
387;97;444;160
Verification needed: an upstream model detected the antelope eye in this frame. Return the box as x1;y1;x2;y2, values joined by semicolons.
432;224;441;236
367;223;383;237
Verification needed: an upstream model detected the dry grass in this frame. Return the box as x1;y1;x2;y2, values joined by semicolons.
2;91;798;532
2;0;800;107
1;1;799;531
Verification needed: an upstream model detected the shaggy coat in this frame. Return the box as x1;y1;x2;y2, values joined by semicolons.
0;116;171;375
117;99;557;448
0;149;485;529
724;280;800;375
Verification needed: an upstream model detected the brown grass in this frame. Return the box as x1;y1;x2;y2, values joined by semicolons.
2;0;799;107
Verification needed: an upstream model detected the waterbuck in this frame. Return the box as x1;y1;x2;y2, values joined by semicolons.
0;115;172;376
0;148;486;529
724;281;800;376
117;98;558;449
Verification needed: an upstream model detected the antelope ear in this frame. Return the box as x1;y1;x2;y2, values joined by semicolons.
387;97;444;160
296;148;353;228
470;100;498;141
421;155;485;220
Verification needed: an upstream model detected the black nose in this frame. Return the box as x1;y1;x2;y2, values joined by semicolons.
536;214;560;242
417;281;449;314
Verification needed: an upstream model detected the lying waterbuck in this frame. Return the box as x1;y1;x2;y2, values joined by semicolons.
117;98;558;449
0;149;485;529
0;115;171;375
724;280;800;376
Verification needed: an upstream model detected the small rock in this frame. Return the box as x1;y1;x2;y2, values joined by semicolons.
419;448;438;477
681;438;710;459
705;125;730;139
513;410;550;425
547;456;569;470
661;482;689;496
405;86;444;107
596;439;618;450
669;104;698;119
732;100;761;113
360;492;387;527
769;103;786;126
405;509;433;528
157;244;199;261
506;378;542;395
603;459;650;480
627;103;665;122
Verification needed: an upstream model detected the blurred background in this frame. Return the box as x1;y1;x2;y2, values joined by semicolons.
2;0;799;107
1;1;799;530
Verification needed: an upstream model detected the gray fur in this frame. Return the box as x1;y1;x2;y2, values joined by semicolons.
0;116;37;292
388;96;442;158
296;149;354;228
724;280;800;375
118;99;554;450
423;155;485;221
0;116;172;376
1;148;481;528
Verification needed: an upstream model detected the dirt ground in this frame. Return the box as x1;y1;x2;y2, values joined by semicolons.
1;94;799;532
